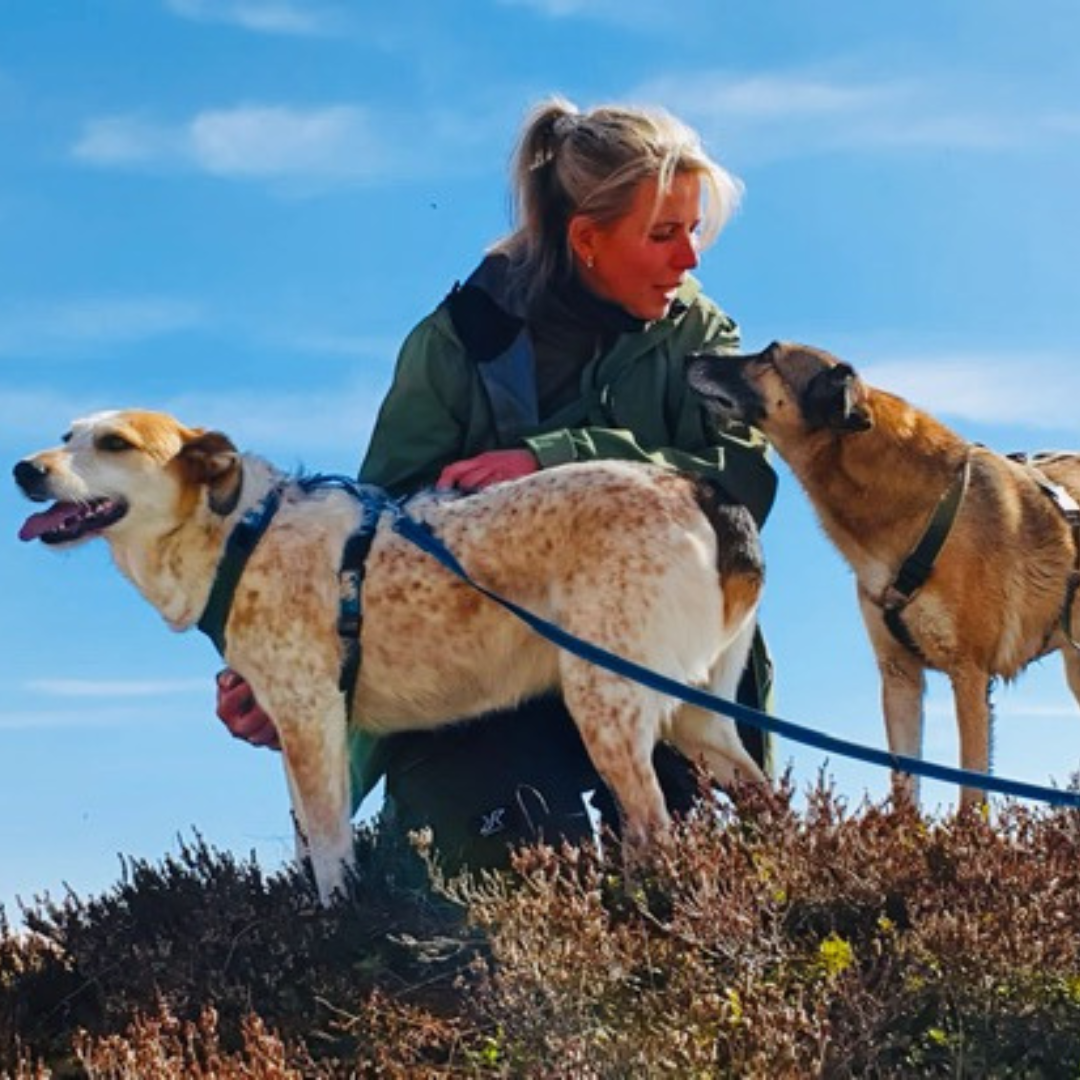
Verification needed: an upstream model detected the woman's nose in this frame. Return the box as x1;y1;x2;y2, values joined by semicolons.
675;232;699;270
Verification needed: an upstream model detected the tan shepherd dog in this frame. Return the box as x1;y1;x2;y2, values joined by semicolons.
687;342;1080;809
14;410;767;902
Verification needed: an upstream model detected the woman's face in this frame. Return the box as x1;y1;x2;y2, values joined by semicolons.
572;170;703;321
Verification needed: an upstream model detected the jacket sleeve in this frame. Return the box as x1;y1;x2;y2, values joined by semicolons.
525;425;776;527
358;317;472;493
522;311;777;526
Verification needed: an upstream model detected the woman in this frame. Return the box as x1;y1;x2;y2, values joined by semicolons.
218;95;777;873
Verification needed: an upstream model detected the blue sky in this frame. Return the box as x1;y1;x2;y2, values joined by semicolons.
4;0;1080;917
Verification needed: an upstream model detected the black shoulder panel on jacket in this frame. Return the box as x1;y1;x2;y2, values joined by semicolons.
443;283;524;364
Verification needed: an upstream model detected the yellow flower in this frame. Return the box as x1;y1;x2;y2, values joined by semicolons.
818;933;855;978
724;987;744;1026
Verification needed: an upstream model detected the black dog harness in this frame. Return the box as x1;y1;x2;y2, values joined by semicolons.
198;475;390;714
879;454;971;658
880;449;1080;659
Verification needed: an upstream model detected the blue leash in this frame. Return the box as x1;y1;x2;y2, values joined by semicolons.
390;507;1080;811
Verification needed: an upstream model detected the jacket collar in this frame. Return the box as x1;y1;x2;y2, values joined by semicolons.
466;253;700;330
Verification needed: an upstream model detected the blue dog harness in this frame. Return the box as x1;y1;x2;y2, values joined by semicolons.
198;474;391;720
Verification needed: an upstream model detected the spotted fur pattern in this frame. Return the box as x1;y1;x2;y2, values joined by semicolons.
15;410;767;902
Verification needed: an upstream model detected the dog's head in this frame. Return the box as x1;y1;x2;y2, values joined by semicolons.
686;342;873;446
14;409;243;548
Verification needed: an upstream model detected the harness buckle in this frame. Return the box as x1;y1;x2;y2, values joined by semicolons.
882;584;912;611
337;568;362;639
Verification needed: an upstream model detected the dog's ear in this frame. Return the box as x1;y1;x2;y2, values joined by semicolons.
177;431;243;515
803;363;872;433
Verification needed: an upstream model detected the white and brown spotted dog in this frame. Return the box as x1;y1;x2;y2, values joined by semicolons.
688;341;1080;810
14;410;766;903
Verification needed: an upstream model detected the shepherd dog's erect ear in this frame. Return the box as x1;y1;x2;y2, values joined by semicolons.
176;431;243;515
802;363;873;433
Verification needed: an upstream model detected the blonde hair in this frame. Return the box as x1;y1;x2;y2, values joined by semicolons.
493;95;743;306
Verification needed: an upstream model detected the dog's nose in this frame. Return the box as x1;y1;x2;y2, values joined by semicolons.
13;459;48;497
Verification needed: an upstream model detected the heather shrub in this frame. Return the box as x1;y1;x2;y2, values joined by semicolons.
3;780;1080;1077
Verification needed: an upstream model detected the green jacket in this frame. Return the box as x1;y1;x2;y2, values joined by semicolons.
350;257;777;808
359;257;777;527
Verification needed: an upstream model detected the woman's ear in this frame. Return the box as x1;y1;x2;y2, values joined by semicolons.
568;214;598;268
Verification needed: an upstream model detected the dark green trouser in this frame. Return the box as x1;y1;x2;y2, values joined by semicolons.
378;628;774;877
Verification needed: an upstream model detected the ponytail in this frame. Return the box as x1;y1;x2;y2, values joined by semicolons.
491;95;742;308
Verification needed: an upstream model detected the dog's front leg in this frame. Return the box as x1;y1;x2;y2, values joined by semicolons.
270;691;354;906
950;665;993;810
862;599;927;808
879;653;927;809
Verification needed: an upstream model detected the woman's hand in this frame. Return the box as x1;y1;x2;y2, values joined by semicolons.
436;449;538;491
215;669;281;750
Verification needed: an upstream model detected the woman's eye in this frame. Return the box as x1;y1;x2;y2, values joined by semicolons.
97;433;133;452
651;225;696;243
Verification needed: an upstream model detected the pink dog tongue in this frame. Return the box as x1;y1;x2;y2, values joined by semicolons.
18;503;76;541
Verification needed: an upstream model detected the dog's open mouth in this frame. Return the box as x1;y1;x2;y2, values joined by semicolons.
18;498;128;545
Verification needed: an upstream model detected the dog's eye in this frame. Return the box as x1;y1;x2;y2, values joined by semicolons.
96;433;133;452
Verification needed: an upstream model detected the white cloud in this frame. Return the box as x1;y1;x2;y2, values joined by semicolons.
0;705;194;730
0;292;402;365
164;0;341;36
849;113;1017;152
924;696;1080;722
0;376;386;462
285;331;401;360
0;292;395;454
1042;111;1080;136
498;0;592;13
0;296;204;357
0;695;209;730
631;69;1042;163
26;678;207;698
0;387;106;442
189;104;382;178
672;73;901;120
72;114;187;165
74;103;397;185
496;0;720;23
861;352;1080;431
161;381;385;461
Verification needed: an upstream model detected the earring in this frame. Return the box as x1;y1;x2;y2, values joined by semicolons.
585;255;595;269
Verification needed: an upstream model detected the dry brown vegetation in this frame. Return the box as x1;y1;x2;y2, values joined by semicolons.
3;778;1080;1078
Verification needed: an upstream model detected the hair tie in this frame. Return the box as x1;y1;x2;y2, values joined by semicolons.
552;113;580;139
530;113;576;172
